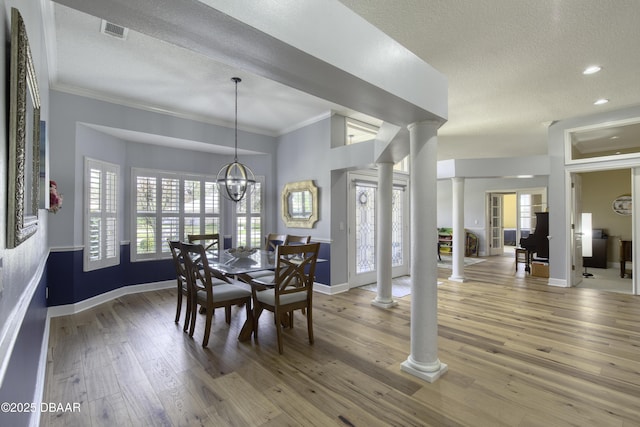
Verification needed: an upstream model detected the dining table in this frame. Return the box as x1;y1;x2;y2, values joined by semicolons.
204;249;277;341
204;248;323;342
206;248;277;276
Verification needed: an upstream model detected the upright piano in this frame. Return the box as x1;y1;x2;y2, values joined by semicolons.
519;212;549;271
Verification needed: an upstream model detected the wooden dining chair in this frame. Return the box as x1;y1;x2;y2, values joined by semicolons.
264;233;287;251
284;235;312;316
168;240;192;332
246;233;287;282
180;242;252;347
285;234;311;245
250;242;320;354
187;233;220;252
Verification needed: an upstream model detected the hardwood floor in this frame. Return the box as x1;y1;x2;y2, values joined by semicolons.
42;254;640;426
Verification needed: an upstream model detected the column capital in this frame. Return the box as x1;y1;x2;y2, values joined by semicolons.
407;119;446;132
376;160;395;166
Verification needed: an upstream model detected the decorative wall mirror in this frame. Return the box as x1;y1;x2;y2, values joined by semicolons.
281;180;318;228
7;8;41;248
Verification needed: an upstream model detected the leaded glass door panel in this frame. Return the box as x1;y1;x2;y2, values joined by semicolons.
348;173;409;287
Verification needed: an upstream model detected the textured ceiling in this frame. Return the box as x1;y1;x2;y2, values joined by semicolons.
46;0;640;160
339;0;640;159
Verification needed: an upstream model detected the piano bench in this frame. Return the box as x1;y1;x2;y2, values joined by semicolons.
515;248;530;272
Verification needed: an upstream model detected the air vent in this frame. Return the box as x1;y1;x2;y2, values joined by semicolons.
100;19;128;40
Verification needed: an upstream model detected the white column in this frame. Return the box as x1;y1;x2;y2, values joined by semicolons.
449;177;467;282
401;120;448;383
373;162;397;309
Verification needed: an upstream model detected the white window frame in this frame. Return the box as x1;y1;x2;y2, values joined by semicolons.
233;176;265;249
84;157;120;272
131;168;223;262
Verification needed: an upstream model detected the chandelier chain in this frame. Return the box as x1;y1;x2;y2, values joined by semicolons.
232;76;241;162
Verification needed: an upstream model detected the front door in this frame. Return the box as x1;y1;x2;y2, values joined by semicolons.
348;172;409;287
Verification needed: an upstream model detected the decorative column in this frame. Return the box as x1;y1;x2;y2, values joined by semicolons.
372;161;397;309
449;177;466;282
401;120;448;383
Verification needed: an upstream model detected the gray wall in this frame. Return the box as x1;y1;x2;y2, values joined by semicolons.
437;176;548;255
0;0;50;330
0;1;51;426
330;170;349;285
276;117;332;239
49;91;277;248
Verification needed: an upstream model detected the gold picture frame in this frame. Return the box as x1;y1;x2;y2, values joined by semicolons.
7;8;41;248
281;180;318;229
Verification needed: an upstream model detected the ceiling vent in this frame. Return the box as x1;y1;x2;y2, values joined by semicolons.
100;20;129;40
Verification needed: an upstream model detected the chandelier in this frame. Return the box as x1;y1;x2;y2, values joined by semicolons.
217;77;255;202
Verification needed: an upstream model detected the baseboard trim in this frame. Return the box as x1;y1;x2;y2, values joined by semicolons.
47;280;174;317
31;315;51;427
548;278;569;287
314;282;349;295
47;279;347;315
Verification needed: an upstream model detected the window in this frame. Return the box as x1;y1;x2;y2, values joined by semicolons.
394;156;409;173
346;118;378;145
519;192;546;233
132;169;221;261
84;158;120;271
234;178;264;249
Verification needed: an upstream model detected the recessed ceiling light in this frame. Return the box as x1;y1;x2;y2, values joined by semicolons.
594;98;609;105
583;65;602;75
611;136;619;140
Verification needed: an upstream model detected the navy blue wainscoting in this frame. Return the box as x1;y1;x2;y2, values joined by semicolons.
47;243;174;306
0;268;48;427
314;242;330;285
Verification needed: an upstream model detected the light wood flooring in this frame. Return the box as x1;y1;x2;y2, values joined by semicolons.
42;254;640;426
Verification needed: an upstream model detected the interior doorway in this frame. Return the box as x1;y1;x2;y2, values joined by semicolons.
487;188;547;257
572;168;633;294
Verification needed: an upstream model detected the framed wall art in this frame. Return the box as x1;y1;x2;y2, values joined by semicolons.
7;8;41;248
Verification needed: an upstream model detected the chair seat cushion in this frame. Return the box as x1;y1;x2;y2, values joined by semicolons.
251;274;275;285
248;270;275;281
187;277;225;293
211;278;228;286
256;288;307;306
195;284;251;305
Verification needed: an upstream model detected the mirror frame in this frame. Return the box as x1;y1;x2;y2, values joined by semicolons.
281;180;318;228
7;8;41;248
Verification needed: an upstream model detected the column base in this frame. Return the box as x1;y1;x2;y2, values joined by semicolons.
371;298;398;309
400;358;448;383
448;275;467;282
